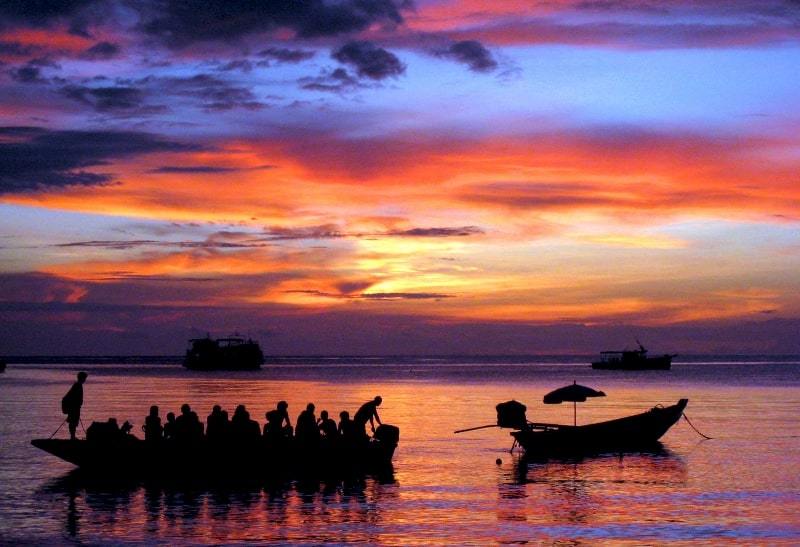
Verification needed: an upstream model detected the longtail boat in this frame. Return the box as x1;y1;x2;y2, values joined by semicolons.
32;424;398;478
510;399;687;457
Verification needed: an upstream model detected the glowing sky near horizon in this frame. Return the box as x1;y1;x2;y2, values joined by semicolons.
1;0;799;354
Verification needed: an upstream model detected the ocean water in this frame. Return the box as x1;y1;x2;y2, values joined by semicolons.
1;357;799;544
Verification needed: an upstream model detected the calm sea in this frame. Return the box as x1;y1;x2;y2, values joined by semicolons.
1;356;799;545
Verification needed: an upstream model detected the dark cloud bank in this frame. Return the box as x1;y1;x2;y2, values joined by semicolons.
1;271;799;355
0;126;196;193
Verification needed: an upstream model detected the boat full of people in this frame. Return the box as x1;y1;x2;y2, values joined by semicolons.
183;335;264;370
32;396;398;478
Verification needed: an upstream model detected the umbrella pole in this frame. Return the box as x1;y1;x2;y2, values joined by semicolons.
574;401;576;426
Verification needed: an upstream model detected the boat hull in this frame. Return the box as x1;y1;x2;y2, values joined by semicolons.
32;435;397;478
183;338;264;370
511;399;687;456
591;355;672;370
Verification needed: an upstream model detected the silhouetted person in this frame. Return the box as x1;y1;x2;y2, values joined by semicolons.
296;403;319;447
318;410;337;439
338;410;357;442
106;418;120;438
164;412;176;441
354;396;382;437
276;401;291;432
263;401;293;442
206;405;229;442
175;403;203;442
143;405;162;442
231;404;260;443
61;371;87;440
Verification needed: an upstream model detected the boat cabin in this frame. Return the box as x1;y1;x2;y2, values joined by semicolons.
597;348;646;364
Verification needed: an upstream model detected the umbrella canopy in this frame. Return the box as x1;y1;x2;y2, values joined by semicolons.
543;381;606;426
543;381;606;404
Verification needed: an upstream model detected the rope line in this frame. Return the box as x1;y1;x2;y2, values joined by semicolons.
683;412;712;440
49;419;67;439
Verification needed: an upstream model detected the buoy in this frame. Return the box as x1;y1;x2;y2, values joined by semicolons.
495;458;502;465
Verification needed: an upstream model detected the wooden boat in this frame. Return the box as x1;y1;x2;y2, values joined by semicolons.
183;335;264;370
32;425;398;478
511;399;687;457
591;342;674;370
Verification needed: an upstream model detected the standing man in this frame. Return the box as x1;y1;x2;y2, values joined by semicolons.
354;396;382;436
61;371;87;440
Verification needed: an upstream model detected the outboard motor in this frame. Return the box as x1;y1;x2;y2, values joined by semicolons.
496;400;527;429
373;424;400;445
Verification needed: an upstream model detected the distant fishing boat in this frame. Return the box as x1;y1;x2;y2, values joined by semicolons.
591;341;675;370
183;335;264;370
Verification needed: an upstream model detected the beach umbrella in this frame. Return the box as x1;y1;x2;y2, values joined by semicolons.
543;381;606;426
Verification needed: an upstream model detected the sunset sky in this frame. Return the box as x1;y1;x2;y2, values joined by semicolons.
1;0;799;355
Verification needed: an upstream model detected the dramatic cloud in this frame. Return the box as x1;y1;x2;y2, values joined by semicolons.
1;0;799;355
0;41;37;58
0;0;97;27
0;126;197;193
80;41;120;60
264;224;345;240
155;74;265;110
60;85;154;112
332;41;405;80
299;67;362;92
148;164;276;174
285;289;453;300
388;226;484;237
436;40;497;72
140;0;410;47
149;165;242;174
9;64;46;83
260;224;483;240
258;47;315;63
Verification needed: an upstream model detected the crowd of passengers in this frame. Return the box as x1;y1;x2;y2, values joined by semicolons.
141;396;383;447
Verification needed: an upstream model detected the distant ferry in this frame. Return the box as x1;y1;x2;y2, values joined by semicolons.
183;335;264;370
591;342;674;370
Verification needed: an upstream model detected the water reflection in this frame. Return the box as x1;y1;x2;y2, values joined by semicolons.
40;470;396;543
499;446;688;529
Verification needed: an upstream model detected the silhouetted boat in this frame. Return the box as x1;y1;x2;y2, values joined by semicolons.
183;335;264;370
0;360;6;372
591;341;674;370
32;425;399;478
510;399;688;457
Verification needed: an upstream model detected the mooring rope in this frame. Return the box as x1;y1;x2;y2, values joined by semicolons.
683;412;712;440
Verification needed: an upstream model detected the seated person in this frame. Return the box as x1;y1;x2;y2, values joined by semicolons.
175;403;203;442
338;411;357;443
163;412;176;441
206;405;229;442
295;403;319;445
231;404;260;443
318;410;338;439
143;405;163;442
264;401;293;440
